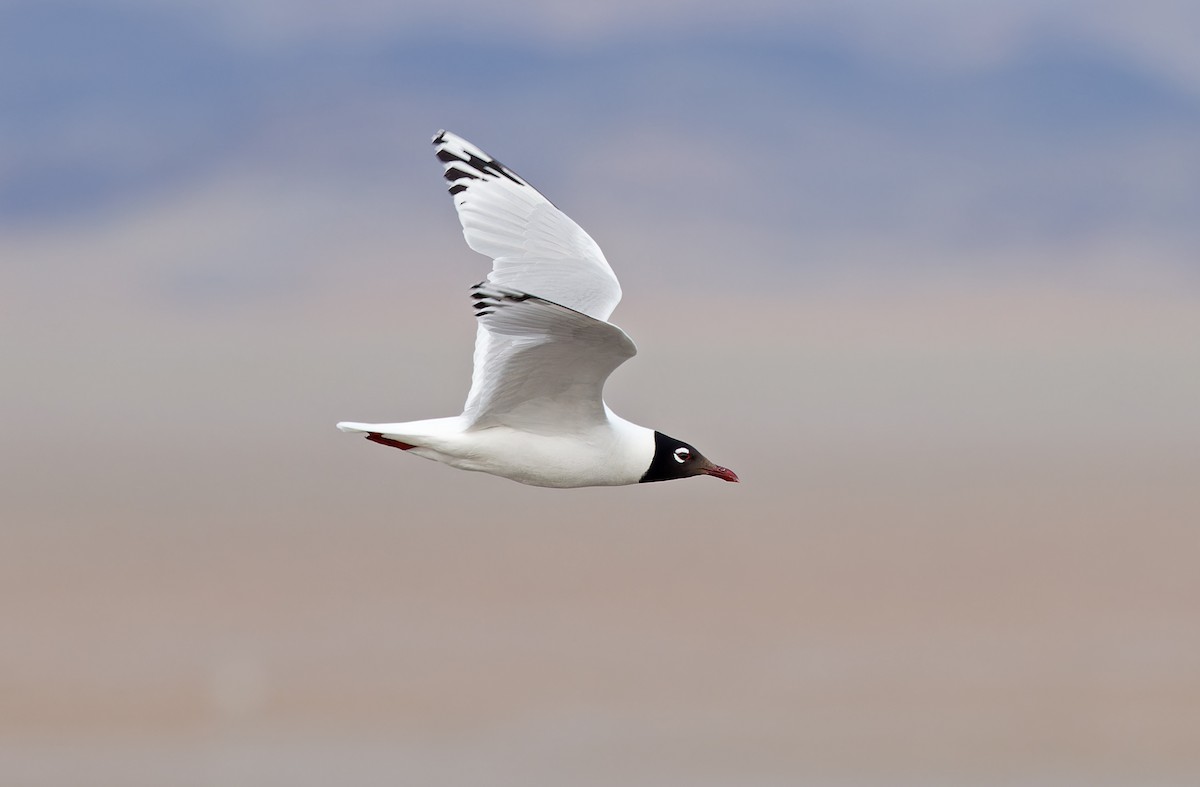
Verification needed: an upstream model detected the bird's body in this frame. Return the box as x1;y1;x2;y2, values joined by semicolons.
337;131;736;488
339;409;653;488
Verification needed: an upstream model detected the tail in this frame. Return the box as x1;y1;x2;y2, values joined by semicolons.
336;422;416;451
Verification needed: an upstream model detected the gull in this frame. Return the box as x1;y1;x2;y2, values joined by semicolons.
337;131;738;488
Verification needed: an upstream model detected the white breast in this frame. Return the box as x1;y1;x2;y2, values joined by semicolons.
435;414;655;488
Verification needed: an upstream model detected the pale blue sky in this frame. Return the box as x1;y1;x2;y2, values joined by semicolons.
4;0;1198;297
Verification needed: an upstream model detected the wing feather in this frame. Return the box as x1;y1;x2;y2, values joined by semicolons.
463;286;636;432
432;131;633;429
433;130;622;322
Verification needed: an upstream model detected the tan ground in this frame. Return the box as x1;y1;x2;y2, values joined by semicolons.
3;287;1198;786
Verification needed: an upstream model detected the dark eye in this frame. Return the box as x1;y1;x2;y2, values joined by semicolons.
673;447;690;463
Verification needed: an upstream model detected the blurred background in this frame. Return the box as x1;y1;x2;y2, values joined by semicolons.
2;1;1199;784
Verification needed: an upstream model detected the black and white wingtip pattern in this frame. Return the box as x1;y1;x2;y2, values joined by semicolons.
470;282;535;317
433;130;528;197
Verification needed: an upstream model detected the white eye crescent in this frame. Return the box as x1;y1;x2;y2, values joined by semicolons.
673;447;690;463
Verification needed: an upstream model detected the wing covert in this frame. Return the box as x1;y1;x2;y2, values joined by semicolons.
462;285;636;433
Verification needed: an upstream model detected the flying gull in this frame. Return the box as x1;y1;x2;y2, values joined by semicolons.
337;131;738;488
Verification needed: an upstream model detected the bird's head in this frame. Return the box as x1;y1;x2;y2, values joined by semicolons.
639;431;738;484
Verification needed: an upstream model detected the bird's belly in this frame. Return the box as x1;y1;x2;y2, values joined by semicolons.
443;427;640;488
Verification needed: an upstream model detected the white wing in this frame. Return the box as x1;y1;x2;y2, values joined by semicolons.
432;131;631;428
463;285;636;433
432;130;622;321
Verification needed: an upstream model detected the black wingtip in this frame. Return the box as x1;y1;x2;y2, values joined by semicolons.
443;166;479;183
468;286;538;318
432;129;447;145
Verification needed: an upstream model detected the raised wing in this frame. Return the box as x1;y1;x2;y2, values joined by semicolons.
432;130;622;321
463;285;637;433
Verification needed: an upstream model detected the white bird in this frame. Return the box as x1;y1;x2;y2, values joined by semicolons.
337;131;738;488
